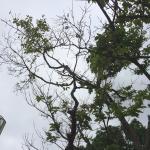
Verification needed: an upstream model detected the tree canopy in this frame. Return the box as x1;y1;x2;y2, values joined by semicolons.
1;0;150;150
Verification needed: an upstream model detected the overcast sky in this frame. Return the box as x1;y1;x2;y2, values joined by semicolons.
0;1;149;150
0;0;84;149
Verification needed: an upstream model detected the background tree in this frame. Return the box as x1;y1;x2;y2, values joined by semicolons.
1;0;150;150
84;119;147;150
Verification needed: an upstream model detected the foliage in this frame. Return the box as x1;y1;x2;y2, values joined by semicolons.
84;119;147;150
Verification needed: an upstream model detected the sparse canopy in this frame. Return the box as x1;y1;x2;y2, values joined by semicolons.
1;0;150;150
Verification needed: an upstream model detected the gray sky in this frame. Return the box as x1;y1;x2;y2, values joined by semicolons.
0;0;149;150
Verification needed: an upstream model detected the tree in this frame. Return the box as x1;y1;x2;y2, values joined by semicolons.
1;0;150;150
84;119;147;150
